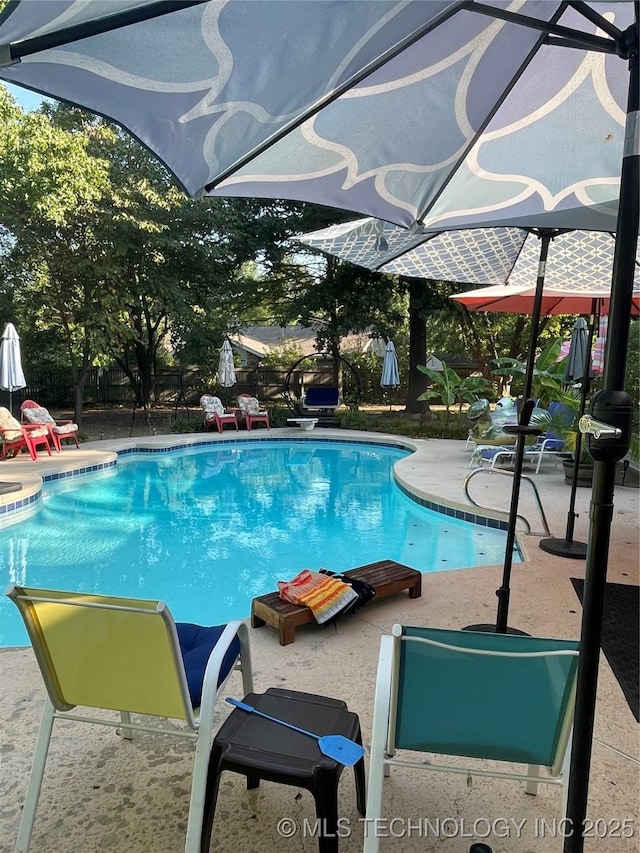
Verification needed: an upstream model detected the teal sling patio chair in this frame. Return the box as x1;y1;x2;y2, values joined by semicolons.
6;586;254;853
364;625;579;853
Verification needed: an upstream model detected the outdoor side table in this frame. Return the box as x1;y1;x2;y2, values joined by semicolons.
201;687;366;853
287;418;319;431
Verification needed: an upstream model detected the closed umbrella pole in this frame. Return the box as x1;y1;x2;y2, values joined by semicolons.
540;312;597;560
380;341;400;410
216;340;236;389
0;323;27;416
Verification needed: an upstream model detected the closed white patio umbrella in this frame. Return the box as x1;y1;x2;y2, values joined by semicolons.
0;323;26;415
216;340;236;389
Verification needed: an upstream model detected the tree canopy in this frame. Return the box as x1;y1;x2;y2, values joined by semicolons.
0;83;579;418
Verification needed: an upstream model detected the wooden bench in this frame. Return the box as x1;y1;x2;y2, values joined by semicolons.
251;559;422;646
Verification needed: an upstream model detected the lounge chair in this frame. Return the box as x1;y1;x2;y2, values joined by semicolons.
364;624;579;853
6;585;254;853
237;393;270;431
20;399;80;451
524;435;566;474
0;407;51;461
525;401;571;473
200;394;238;433
469;444;516;469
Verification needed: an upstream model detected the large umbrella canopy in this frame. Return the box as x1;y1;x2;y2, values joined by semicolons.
449;231;640;315
0;2;633;233
216;340;236;388
299;218;531;281
0;323;26;413
451;281;640;315
300;220;640;310
380;341;400;390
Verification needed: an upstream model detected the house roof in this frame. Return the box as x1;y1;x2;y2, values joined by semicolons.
230;326;386;358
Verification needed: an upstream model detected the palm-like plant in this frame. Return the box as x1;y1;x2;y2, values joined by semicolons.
416;361;494;422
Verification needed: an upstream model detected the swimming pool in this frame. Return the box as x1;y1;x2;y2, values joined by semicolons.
0;439;517;646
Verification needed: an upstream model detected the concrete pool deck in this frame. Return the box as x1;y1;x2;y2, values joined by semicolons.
0;429;638;853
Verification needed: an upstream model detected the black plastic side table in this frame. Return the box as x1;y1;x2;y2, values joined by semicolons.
201;687;366;853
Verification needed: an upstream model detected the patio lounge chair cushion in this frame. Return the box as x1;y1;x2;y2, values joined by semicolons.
0;407;51;460
201;394;225;418
176;622;241;706
237;394;269;430
0;407;24;441
22;405;78;435
20;401;80;451
200;394;238;432
237;394;264;416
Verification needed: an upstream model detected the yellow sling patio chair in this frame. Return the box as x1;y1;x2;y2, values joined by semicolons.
364;624;579;853
6;585;254;853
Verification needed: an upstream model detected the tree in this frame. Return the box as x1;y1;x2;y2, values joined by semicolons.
0;88;113;422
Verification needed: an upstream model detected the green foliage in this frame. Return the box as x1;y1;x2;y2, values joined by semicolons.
261;342;304;369
336;409;374;430
336;408;469;439
529;384;590;461
170;419;200;434
265;405;291;427
490;339;567;405
416;361;495;419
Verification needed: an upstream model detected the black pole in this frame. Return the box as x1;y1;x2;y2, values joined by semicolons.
564;16;638;853
464;231;551;635
539;308;597;559
494;232;550;632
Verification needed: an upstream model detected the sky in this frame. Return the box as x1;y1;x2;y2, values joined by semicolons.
3;81;48;111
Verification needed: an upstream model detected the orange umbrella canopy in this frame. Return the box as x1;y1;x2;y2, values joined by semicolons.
450;282;640;316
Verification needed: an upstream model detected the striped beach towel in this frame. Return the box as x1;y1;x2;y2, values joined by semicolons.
278;569;359;624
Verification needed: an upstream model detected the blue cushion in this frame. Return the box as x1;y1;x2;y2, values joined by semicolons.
176;622;240;708
305;387;339;407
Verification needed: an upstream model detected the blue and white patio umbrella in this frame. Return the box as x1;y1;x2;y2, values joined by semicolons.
380;341;399;390
0;2;633;235
380;340;400;411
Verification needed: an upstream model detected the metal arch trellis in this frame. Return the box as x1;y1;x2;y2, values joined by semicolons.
282;352;362;415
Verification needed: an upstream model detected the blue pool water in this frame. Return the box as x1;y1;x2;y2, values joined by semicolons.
0;440;516;646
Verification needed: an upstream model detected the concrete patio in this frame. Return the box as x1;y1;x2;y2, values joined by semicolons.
0;430;638;853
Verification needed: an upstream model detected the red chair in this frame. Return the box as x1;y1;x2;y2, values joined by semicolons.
199;395;238;433
0;407;51;461
237;394;270;431
20;400;80;451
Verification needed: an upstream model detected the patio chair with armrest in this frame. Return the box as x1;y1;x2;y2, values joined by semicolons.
0;407;51;461
525;401;571;474
5;585;254;853
364;624;579;853
237;393;270;431
469;444;517;469
200;394;238;433
20;399;80;451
